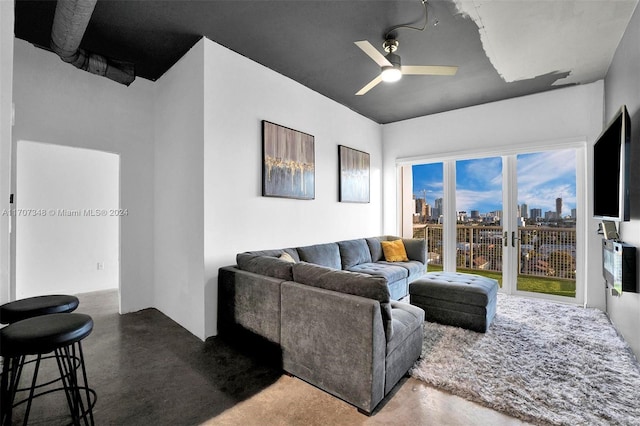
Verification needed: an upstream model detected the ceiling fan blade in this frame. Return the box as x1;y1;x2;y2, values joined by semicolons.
401;65;458;76
354;41;392;67
356;75;383;96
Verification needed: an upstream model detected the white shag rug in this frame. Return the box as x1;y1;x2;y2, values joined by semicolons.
410;294;640;425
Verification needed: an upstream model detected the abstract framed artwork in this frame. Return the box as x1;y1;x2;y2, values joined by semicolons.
262;121;315;200
338;145;370;203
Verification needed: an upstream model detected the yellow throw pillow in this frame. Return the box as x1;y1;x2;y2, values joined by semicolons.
380;239;409;262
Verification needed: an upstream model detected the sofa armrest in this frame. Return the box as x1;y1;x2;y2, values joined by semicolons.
218;266;283;344
402;238;426;264
280;281;386;414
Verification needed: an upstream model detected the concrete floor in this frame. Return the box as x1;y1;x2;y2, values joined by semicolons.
6;290;529;425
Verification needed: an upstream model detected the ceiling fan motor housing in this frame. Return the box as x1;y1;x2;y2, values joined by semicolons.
381;52;402;82
384;52;401;68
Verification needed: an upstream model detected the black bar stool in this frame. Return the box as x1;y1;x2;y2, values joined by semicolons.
1;313;96;425
0;295;80;324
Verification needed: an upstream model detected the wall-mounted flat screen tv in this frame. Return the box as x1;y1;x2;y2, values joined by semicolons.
593;105;630;222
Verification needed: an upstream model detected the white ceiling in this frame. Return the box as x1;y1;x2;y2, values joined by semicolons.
455;0;638;85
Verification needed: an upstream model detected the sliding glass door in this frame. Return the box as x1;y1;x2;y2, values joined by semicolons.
410;146;583;303
510;149;579;299
455;157;504;287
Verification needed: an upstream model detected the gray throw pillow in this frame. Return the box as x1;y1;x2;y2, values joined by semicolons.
337;239;372;269
296;243;341;270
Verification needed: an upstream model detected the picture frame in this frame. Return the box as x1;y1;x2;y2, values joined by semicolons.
339;145;370;203
262;121;315;200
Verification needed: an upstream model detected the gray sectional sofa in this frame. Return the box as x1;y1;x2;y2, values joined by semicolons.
218;236;427;414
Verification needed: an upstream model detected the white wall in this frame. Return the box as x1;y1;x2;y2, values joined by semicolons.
12;39;155;313
382;83;605;309
202;38;383;337
16;141;119;298
11;35;382;340
0;0;14;304
153;41;205;339
604;3;640;357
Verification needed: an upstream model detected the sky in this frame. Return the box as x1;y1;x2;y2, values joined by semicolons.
412;149;577;217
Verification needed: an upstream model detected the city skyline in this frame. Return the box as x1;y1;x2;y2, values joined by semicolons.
413;149;577;218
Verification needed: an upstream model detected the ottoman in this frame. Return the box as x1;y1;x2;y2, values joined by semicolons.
409;272;498;332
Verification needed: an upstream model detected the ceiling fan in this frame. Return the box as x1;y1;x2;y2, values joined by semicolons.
354;39;458;95
353;0;458;96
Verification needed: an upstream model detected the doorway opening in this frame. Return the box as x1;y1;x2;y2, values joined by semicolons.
14;141;120;311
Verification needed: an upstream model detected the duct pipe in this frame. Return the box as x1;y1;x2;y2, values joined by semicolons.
51;0;135;86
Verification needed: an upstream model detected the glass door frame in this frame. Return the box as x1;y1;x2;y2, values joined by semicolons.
502;148;586;305
398;139;587;305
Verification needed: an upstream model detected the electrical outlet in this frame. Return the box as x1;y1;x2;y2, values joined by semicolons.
97;262;104;270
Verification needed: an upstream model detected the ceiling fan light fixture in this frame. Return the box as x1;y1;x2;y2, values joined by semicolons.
381;51;402;82
381;66;402;82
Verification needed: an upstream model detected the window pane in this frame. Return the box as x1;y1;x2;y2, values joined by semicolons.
516;149;577;297
455;158;503;285
412;163;443;270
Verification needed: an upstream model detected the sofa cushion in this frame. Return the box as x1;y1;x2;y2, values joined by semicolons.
386;301;424;354
292;262;393;339
366;237;383;262
297;242;341;270
337;239;372;269
381;239;409;262
347;262;408;283
377;260;424;279
384;301;425;394
236;253;295;281
402;238;426;265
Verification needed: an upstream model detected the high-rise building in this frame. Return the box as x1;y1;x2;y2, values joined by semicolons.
415;197;425;215
470;210;480;220
521;203;529;219
556;197;562;218
530;208;542;221
571;208;577;219
434;198;443;220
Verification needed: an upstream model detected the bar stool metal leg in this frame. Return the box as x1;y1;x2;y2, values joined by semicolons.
22;355;42;426
77;343;95;426
55;342;94;426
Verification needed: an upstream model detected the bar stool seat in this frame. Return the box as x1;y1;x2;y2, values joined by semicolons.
0;295;80;324
1;313;96;425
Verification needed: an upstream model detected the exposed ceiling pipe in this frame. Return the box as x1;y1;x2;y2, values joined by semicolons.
50;0;135;86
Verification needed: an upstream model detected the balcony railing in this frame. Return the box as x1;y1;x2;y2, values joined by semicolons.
413;224;577;297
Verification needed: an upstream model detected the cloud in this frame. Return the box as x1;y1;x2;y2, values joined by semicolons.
458;158;502;190
413;164;444;201
456;188;503;212
518;150;576;213
413;149;577;215
518;150;575;190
